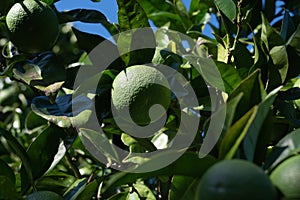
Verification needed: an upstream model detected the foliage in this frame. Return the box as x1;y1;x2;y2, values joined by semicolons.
1;0;300;199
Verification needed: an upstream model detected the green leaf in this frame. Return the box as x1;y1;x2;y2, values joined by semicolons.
102;152;216;192
169;176;200;200
25;111;48;131
266;128;300;171
228;69;266;122
261;13;284;51
107;188;132;200
13;63;43;85
78;128;120;166
220;87;280;160
186;55;226;91
72;27;106;53
133;183;156;200
31;95;92;128
0;176;18;200
58;9;118;35
64;178;88;200
75;180;99;200
117;28;156;66
269;45;289;83
40;0;56;5
214;0;237;22
243;88;279;161
0;127;34;189
35;170;76;192
0;159;16;185
219;106;258;159
117;0;155;66
286;25;300;79
216;62;242;93
137;0;185;31
233;42;254;70
117;0;150;30
27;191;63;200
21;126;61;191
13;53;67;94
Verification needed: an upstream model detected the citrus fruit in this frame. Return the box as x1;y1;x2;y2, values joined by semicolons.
196;159;278;200
270;155;300;199
111;65;170;126
27;191;63;200
0;0;14;16
6;0;59;53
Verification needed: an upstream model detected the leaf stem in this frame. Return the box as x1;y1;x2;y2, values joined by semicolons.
65;150;81;178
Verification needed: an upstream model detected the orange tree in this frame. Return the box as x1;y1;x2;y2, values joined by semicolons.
1;0;300;199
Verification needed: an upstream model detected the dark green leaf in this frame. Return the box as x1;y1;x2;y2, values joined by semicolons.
117;0;149;30
0;176;18;200
269;45;289;83
117;0;155;65
72;27;106;53
0;159;15;185
137;0;185;32
63;178;87;200
266;128;300;171
219;106;257;159
36;171;76;192
0;127;33;189
75;180;99;200
214;0;237;22
228;69;266;122
79;128;121;166
27;191;63;200
25;111;48;131
57;9;118;35
261;13;285;51
186;55;226;91
216;61;242;93
243;88;279;161
286;25;300;80
21;126;61;191
169;176;200;200
280;10;296;42
102;152;216;192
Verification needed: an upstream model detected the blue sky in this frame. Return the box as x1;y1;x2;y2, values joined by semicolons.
54;0;216;38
